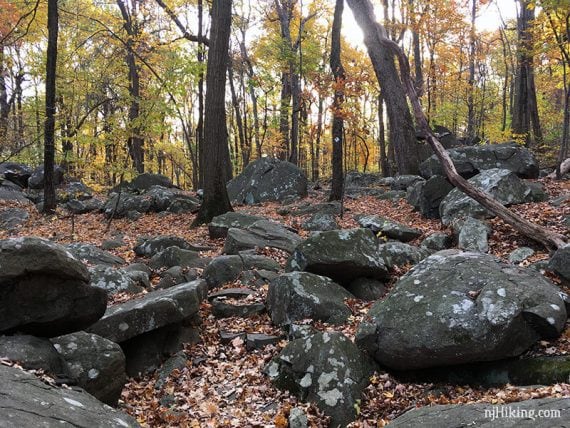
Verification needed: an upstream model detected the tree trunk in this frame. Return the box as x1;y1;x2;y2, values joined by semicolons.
377;92;389;176
346;0;421;175
43;0;58;214
359;6;567;251
314;93;323;181
0;46;9;143
466;0;477;140
228;62;248;170
289;70;300;165
192;0;233;226
329;0;345;201
197;0;205;188
278;72;291;160
117;0;144;173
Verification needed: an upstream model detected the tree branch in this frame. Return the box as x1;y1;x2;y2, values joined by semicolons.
153;0;209;46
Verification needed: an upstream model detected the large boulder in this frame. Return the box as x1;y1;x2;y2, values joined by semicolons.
148;246;205;270
0;207;29;230
0;162;32;188
226;157;308;204
0;335;67;374
377;242;430;269
406;175;454;219
286;228;388;285
67;243;125;266
129;173;174;192
208;212;264;239
0;364;139;427
203;254;280;288
133;235;208;257
223;219;302;254
0;237;107;337
356;214;422;242
549;245;570;282
89;266;145;295
267;272;353;325
265;332;376;427
51;332;126;405
0;183;30;202
440;168;541;225
419;142;540;179
356;250;567;370
388;397;570;428
28;165;64;189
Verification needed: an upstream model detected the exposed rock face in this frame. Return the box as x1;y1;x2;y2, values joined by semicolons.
356;250;567;370
0;364;139;427
0;237;107;337
286;228;388;285
265;332;376;427
266;272;353;326
440;168;541;225
419;142;540;179
388;397;570;428
223;220;302;254
51;332;126;405
226;157;308;204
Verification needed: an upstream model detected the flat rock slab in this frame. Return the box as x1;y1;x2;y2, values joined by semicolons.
208;287;255;301
87;280;207;343
0;364;139;427
223;220;302;254
67;243;125;267
208;212;265;239
388;397;570;428
211;299;265;318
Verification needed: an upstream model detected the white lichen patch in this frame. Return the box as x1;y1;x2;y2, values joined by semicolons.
413;295;424;303
318;388;344;407
300;373;313;387
496;288;506;297
426;311;433;316
63;397;85;408
452;299;474;314
119;322;129;331
550;304;561;311
88;368;100;379
547;317;556;325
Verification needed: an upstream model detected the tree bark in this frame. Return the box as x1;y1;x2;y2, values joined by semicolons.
43;0;58;214
346;0;421;175
329;0;345;201
192;0;233;226
466;0;477;140
358;6;567;251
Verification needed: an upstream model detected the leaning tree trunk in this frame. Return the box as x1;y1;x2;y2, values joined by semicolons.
348;0;566;252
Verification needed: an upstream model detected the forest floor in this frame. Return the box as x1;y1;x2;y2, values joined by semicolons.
1;178;570;427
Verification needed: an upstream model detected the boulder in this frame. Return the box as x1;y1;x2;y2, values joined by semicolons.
0;162;32;188
267;272;353;326
508;247;535;264
420;233;452;252
65;198;104;214
265;332;376;427
67;243;125;266
148;246;204;270
0;237;107;337
0;207;29;230
345;171;393;188
89;266;145;295
103;193;152;218
390;175;425;191
440;168;539;225
388;397;570;428
157;266;198;289
356;250;567;370
226;157;308;204
377;242;430;268
454;217;490;253
58;181;93;202
0;335;66;375
51;332;126;405
211;299;266;319
345;278;386;301
419;142;540;179
302;212;339;231
129;173;174;191
549;245;570;282
0;184;30;202
223;220;302;254
208;212;265;239
203;254;280;288
287;228;388;285
356;214;422;242
0;364;139;427
406;175;454;219
28;165;64;189
86;280;206;344
134;235;208;257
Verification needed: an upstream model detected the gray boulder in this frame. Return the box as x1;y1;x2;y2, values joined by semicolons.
223;219;302;254
134;235;207;257
419;142;540;179
390;175;425;191
267;272;353;325
203;254;280;288
290;201;342;217
454;217;490;253
58;181;93;202
406;175;454;219
0;335;66;375
356;214;422;242
378;242;430;268
0;162;32;188
549;245;570;282
388;397;570;428
103;193;151;218
345;278;386;301
148;246;204;270
265;332;375;427
227;157;308;204
0;207;29;230
66;198;104;214
89;266;145;295
28;165;64;189
302;212;339;231
420;233;452;252
0;237;107;337
129;173;174;191
509;247;535;264
356;250;567;370
0;183;30;202
67;243;125;266
51;332;126;405
0;364;139;427
86;280;206;343
287;228;388;285
440;168;538;225
208;212;265;239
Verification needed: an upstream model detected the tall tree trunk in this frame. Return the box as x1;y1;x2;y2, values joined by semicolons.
117;0;144;173
512;0;542;146
43;0;58;214
0;46;9;143
466;0;477;140
192;0;233;226
278;72;291;160
289;70;300;165
408;0;423;95
314;93;323;181
329;0;345;201
377;92;389;176
356;5;566;251
228;62;248;170
197;0;205;188
346;0;421;175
